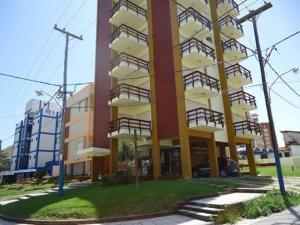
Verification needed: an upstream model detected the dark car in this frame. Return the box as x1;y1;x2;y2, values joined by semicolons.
192;157;240;178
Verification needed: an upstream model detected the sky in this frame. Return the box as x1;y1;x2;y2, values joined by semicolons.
0;0;300;149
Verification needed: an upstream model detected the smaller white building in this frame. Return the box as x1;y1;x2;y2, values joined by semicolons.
11;99;61;176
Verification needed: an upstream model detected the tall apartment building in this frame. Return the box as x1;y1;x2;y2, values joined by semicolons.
11;99;61;176
259;122;273;149
87;0;262;181
64;84;94;176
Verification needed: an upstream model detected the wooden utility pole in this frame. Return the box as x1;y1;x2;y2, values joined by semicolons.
54;24;83;197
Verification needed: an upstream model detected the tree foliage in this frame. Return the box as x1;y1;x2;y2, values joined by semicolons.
0;151;11;172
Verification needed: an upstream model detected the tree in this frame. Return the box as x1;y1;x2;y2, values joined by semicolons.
0;151;11;172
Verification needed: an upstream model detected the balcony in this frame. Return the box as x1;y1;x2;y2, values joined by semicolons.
230;91;257;113
110;0;147;30
181;38;215;68
184;71;219;99
178;8;211;40
176;0;208;12
113;0;145;7
234;121;262;139
110;24;148;56
226;64;252;88
109;53;149;83
217;0;239;17
108;83;150;107
222;39;247;64
219;15;243;39
108;117;151;139
187;107;224;131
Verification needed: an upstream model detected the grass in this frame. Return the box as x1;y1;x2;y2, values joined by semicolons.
257;166;300;177
0;180;236;220
0;183;55;199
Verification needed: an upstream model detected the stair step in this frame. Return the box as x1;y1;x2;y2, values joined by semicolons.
188;201;226;209
177;209;215;222
181;204;223;214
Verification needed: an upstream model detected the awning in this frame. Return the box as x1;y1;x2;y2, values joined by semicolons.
13;168;37;174
76;147;110;157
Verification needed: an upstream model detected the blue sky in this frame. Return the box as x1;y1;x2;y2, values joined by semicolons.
0;0;300;148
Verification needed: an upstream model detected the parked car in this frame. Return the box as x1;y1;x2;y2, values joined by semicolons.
192;157;240;178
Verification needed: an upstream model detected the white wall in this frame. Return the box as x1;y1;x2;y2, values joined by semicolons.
291;145;300;157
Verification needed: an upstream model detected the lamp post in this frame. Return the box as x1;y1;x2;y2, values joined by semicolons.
268;68;299;98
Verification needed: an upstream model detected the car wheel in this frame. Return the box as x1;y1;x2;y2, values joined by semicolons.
192;170;199;178
220;169;227;178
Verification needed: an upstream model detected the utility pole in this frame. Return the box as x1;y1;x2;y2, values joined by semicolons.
133;129;139;188
54;24;83;197
238;3;286;193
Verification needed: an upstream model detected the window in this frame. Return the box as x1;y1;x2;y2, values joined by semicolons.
284;152;290;157
76;140;84;152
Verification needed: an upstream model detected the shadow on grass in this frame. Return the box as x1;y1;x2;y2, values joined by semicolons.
283;194;300;221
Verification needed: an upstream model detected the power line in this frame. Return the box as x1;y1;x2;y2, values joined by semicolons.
0;72;61;87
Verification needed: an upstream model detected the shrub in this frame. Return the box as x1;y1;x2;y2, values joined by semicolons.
33;171;45;179
102;170;133;186
242;189;287;219
223;208;241;224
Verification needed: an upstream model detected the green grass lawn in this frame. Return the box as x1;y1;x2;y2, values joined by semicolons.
0;183;55;199
257;166;300;177
0;180;237;220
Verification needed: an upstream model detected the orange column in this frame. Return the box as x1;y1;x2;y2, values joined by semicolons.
246;141;257;175
169;0;192;178
147;0;161;180
209;0;238;161
208;134;219;177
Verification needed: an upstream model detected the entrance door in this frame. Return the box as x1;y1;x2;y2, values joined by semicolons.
161;148;181;176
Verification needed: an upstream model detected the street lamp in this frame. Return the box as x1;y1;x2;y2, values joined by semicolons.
35;90;62;109
269;68;299;98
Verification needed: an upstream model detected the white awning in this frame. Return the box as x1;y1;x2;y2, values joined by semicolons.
76;147;110;157
13;168;37;174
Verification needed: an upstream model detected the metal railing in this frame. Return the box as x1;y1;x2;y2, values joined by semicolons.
108;117;151;134
187;107;224;127
234;120;262;135
178;7;211;30
216;0;239;12
111;52;149;72
181;38;215;60
184;71;220;92
222;39;247;55
229;91;256;107
219;15;243;33
109;83;150;102
111;0;147;19
225;64;252;80
110;24;148;44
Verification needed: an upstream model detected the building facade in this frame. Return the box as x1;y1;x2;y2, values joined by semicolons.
64;84;94;176
11;99;61;176
87;0;262;181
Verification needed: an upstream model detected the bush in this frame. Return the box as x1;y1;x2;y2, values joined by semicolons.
102;170;133;186
33;171;45;179
223;208;241;224
242;189;289;219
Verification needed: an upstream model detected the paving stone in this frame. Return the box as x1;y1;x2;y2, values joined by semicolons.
0;199;19;206
27;192;48;197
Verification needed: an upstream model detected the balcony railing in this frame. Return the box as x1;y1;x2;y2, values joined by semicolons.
222;39;247;55
187;107;224;127
229;91;256;107
234;121;262;135
109;83;150;102
219;15;243;33
184;71;219;92
217;0;239;12
110;24;148;44
108;117;151;134
178;7;211;30
111;0;147;19
111;52;149;72
225;64;252;80
181;38;215;60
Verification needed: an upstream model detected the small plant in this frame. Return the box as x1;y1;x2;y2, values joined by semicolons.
223;208;241;224
102;170;133;186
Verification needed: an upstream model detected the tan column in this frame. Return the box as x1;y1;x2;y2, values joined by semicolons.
91;157;98;182
219;143;227;157
208;134;219;177
246;141;257;175
147;0;161;180
209;0;238;161
170;0;192;178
